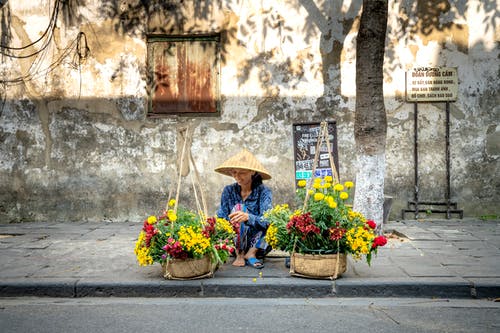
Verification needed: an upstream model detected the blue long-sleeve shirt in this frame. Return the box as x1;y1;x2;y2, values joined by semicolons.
216;183;273;231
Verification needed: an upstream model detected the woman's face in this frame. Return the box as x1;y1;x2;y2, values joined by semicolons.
231;169;254;187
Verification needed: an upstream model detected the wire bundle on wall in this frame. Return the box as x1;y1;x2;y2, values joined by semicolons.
0;0;90;87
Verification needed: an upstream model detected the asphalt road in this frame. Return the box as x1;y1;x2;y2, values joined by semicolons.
1;297;499;333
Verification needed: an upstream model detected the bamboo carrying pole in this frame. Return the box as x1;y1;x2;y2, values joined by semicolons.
160;127;214;279
167;127;208;219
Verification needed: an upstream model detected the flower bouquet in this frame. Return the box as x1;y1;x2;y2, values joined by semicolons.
265;176;387;279
134;200;235;280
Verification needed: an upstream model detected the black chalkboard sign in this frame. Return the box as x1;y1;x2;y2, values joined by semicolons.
292;121;339;181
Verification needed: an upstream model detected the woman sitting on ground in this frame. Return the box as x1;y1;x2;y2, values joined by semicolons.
215;149;273;269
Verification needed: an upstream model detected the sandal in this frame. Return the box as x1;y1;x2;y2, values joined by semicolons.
246;257;264;269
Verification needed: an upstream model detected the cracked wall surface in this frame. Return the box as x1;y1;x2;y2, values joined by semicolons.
0;0;498;222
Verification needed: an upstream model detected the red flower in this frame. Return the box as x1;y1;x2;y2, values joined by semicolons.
142;221;158;247
203;217;217;238
163;239;188;259
287;212;320;239
329;222;346;241
366;220;377;229
230;219;240;235
372;235;387;248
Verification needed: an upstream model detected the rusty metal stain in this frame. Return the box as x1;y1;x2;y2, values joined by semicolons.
152;40;217;114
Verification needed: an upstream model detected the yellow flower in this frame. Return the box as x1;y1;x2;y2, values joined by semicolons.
314;192;325;201
168;199;176;207
345;226;375;259
147;215;157;224
135;246;153;266
323;182;331;188
134;231;153;266
344;181;354;189
266;223;279;248
312;182;321;189
313;177;321;183
340;192;349;200
216;217;235;235
307;189;314;195
135;231;146;247
274;204;289;212
178;226;210;256
297;180;307;188
348;210;366;222
167;209;177;222
325;196;337;208
324;175;333;182
334;184;344;192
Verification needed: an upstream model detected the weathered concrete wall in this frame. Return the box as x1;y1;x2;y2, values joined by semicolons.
0;0;498;223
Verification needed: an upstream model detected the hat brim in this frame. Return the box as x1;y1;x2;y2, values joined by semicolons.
214;166;272;180
214;149;272;180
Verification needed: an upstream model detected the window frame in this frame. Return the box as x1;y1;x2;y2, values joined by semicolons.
146;33;221;118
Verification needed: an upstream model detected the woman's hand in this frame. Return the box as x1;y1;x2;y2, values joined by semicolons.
229;211;249;224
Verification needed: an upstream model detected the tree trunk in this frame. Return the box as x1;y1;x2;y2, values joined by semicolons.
353;0;388;230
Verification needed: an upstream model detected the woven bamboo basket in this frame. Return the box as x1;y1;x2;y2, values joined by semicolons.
162;255;215;280
290;252;347;280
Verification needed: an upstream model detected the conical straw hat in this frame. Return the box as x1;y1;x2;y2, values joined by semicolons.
214;149;272;180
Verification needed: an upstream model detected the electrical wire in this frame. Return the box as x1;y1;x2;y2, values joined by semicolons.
0;34;78;84
0;0;90;88
0;0;60;59
71;31;90;68
72;31;90;98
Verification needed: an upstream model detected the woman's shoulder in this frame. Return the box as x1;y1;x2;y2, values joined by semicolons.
223;183;240;192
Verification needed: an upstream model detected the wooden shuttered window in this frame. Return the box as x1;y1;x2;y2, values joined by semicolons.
147;35;220;116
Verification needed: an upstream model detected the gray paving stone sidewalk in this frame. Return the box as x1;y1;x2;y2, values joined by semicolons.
0;218;498;299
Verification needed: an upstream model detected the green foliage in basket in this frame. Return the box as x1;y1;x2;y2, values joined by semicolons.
135;200;235;266
265;176;387;265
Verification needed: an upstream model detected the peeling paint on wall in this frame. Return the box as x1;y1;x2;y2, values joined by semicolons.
0;0;498;222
